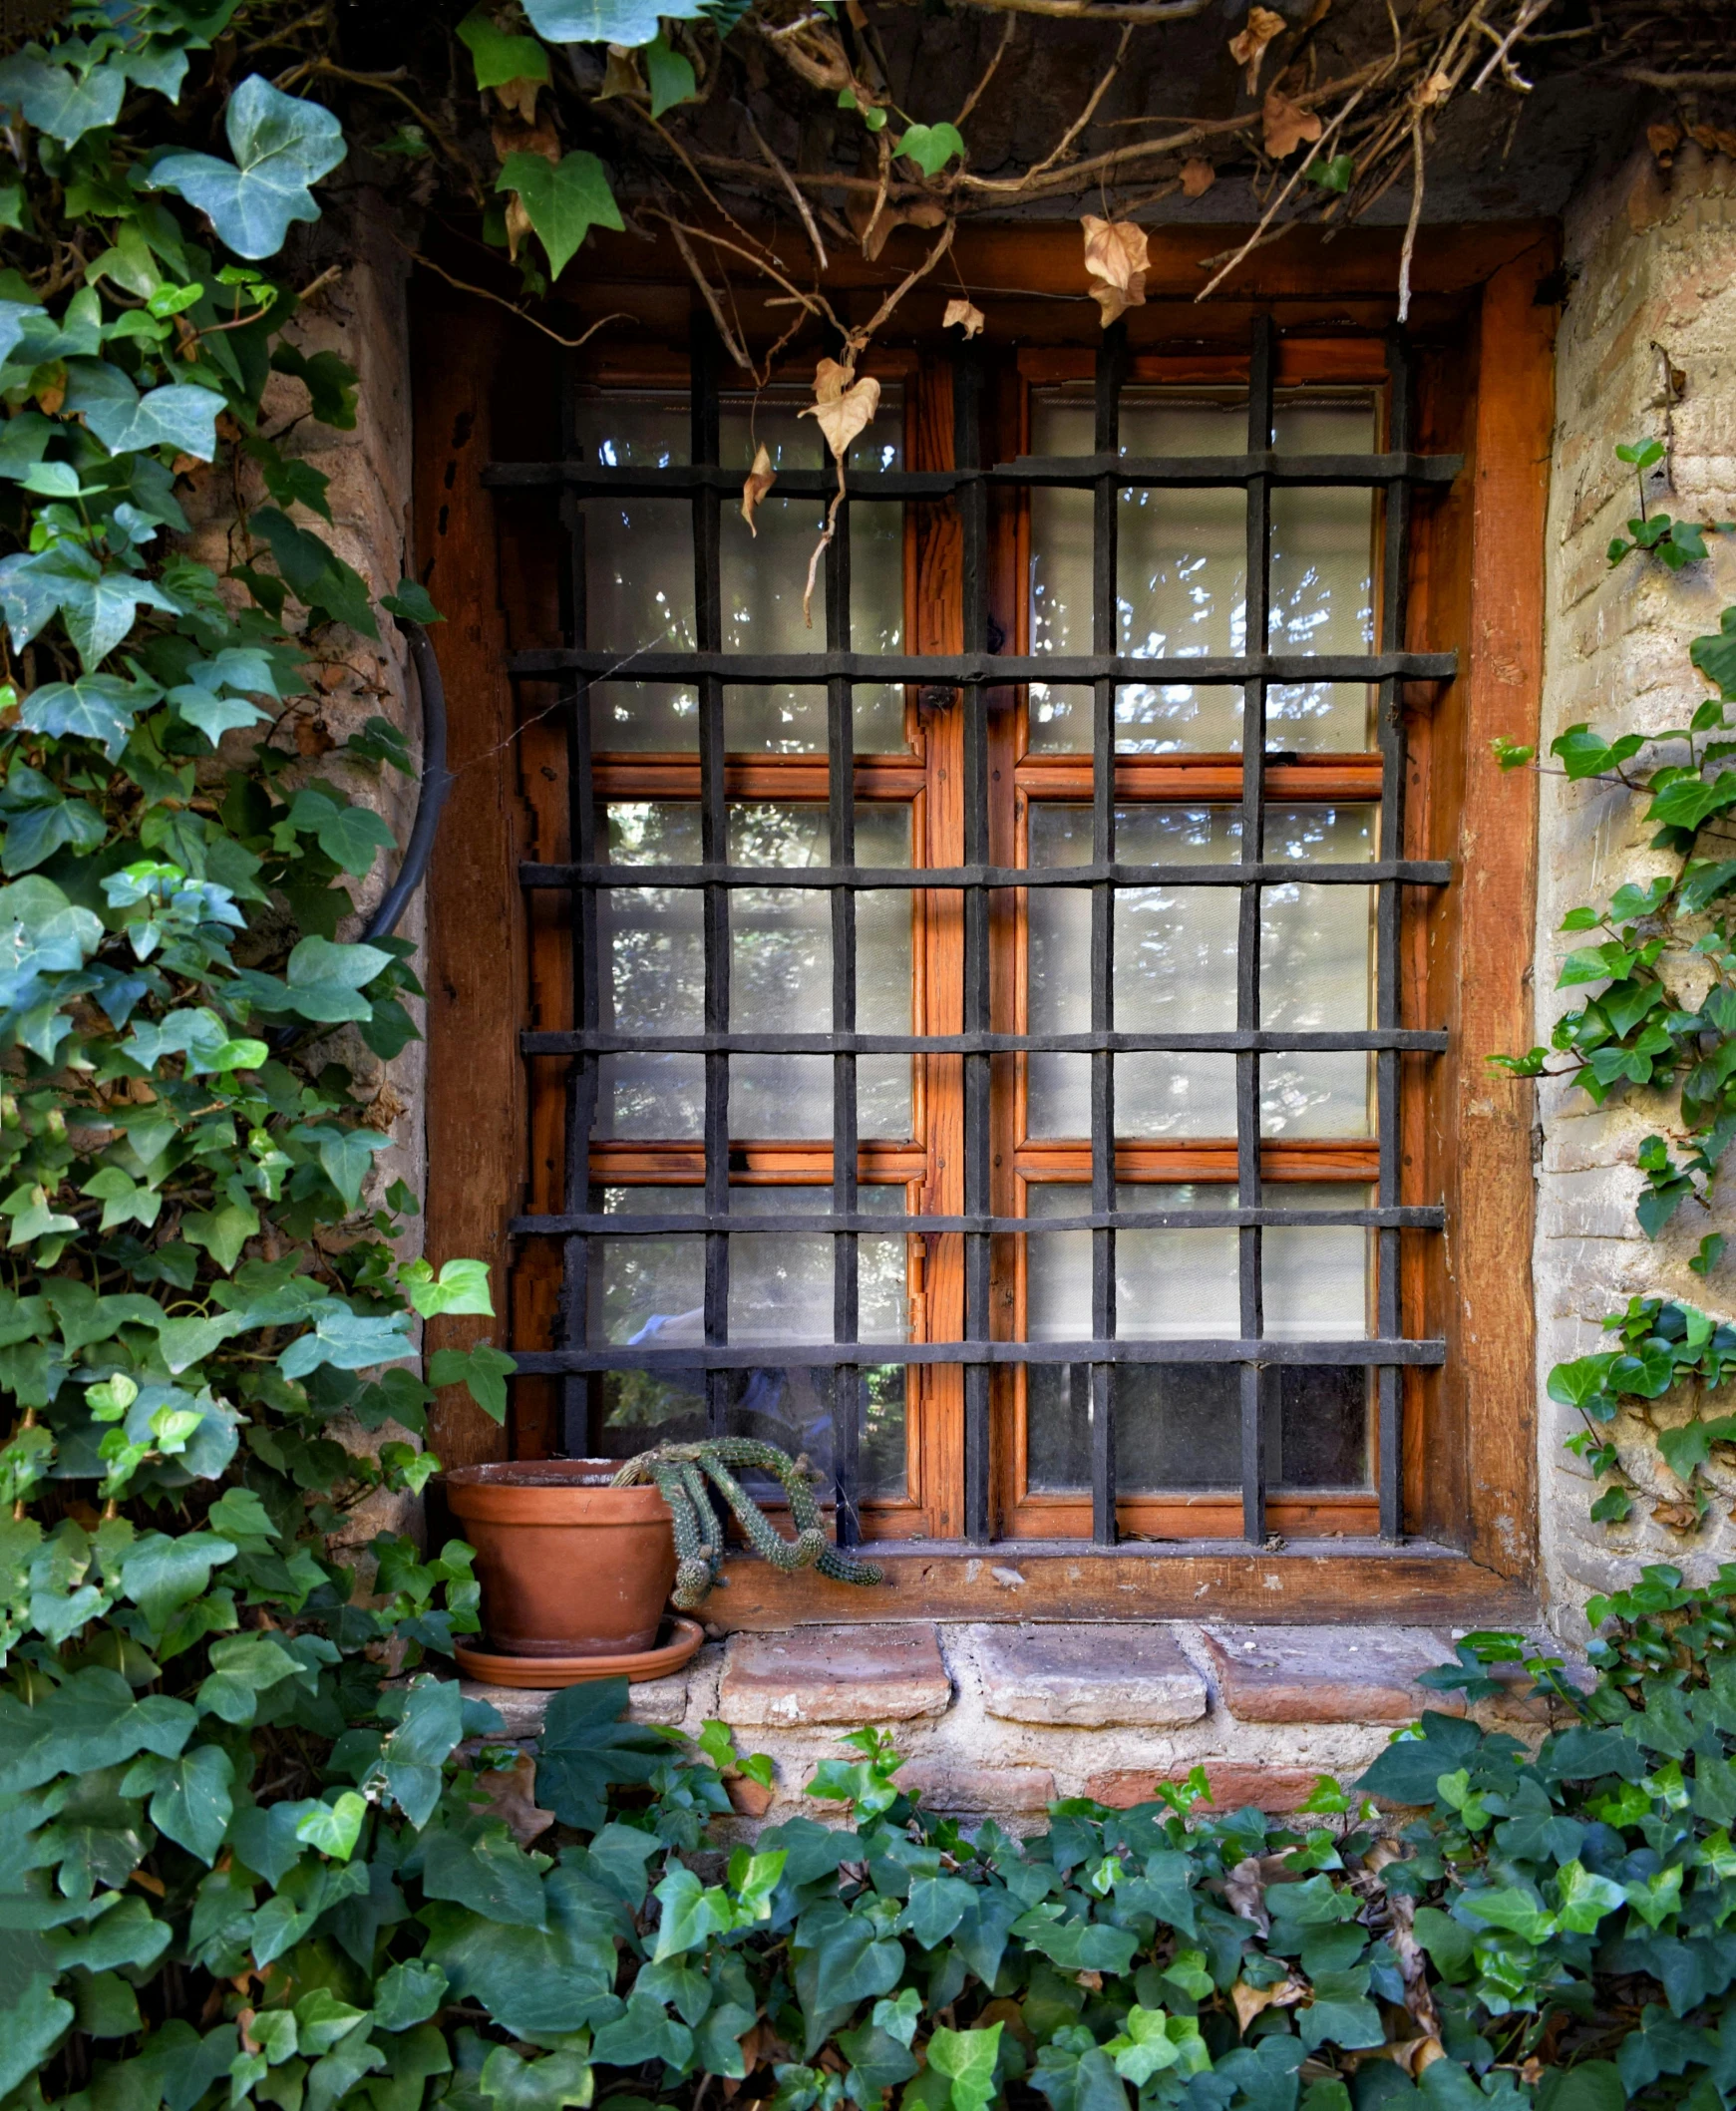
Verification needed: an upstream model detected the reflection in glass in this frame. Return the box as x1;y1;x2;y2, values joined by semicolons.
588;1185;906;1498
589;682;699;753
1026;388;1378;754
1263;1181;1371;1340
1025;803;1376;1141
597;803;703;1139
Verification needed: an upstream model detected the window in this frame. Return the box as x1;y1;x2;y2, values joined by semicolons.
419;230;1552;1595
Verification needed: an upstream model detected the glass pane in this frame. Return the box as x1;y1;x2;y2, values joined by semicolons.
724;683;905;755
578;495;696;655
1272;1366;1371;1491
591;682;698;754
1026;681;1244;755
726;1364;907;1503
1028;389;1095;664
591;1185;706;1450
728;1184;906;1345
1026;805;1237;1139
1119;394;1246;665
1269;397;1376;750
597;803;703;1140
1024;1183;1237;1343
728;804;911;1139
1262;1181;1371;1339
1260;806;1375;1138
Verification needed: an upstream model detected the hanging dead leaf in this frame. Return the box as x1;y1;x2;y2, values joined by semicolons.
1652;1496;1705;1533
1689;124;1736;158
801;359;881;460
1228;6;1287;94
741;444;777;535
1229;1975;1306;2030
1081;215;1148;327
491;111;562;165
944;296;986;338
474;1753;555;1847
1181;156;1216;198
503;191;533;265
1414;69;1454;108
1649;121;1683;166
848;193;944;262
1262;88;1322;159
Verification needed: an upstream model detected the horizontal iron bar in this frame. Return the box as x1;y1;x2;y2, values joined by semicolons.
521;860;1449;890
483;451;1464;498
521;1027;1446;1054
511;649;1458;686
512;1336;1447;1371
512;1206;1446;1235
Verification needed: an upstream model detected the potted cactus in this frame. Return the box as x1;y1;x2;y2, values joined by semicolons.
447;1438;881;1683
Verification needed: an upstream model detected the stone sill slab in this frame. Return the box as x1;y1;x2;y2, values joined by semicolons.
461;1618;1578;1825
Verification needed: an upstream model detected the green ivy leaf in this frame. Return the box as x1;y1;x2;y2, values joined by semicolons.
0;1975;74;2096
0;49;125;146
428;1341;517;1422
403;1257;495;1318
894;122;964;176
147;75;347;259
496;151;624;281
457;7;553;92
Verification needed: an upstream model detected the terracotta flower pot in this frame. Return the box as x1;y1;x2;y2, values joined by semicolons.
443;1459;677;1657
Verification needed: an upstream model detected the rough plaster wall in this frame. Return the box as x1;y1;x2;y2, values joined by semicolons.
1539;142;1736;1636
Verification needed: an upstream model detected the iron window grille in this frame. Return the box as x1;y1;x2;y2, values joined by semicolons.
489;312;1461;1550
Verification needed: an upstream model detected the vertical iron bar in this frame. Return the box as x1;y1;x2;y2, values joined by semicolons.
1090;323;1125;1546
557;353;597;1457
1376;326;1414;1540
693;311;730;1441
957;346;992;1543
1238;315;1274;1546
827;411;862;1546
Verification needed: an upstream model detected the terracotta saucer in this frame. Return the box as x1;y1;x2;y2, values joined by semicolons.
454;1613;705;1688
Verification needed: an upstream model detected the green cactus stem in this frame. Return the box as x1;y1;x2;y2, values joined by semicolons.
611;1437;884;1610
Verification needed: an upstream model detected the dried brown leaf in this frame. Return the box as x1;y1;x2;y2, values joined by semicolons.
802;361;881;459
1414;69;1454;109
1262;88;1322;159
1228;5;1287;94
598;45;643;99
493;76;540;124
1652;1496;1704;1533
944;297;986;338
473;1753;555;1848
1649;121;1683;164
503;192;532;265
1081;214;1149;327
1229;1975;1305;2030
1181;156;1216;198
741;443;777;536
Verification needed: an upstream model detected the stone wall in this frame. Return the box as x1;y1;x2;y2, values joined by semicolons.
1538;140;1736;1633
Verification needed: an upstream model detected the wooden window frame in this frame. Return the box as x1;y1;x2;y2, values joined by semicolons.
414;220;1553;1628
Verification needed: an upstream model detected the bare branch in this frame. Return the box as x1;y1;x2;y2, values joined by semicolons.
847;216;959;357
954;12;1019;128
946;0;1210;22
1397;122;1425;323
660;216;756;370
1195;86;1367;302
393;236;635;351
745;111;829;271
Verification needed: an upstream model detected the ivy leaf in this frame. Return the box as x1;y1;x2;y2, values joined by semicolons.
0;1976;74;2097
284;934;394;1022
420;1826;549;1931
0;48;125;145
124;1742;234;1864
479;2046;594;2111
927;2024;1004;2111
0;1665;195;1793
147;75;346;259
381;578;444;624
644;34;698;116
278;1301;413;1379
121;1531;238;1631
534;1675;673;1832
287;788;397;876
62;359;221;460
457;7;552;92
520;0;705;45
894;121;964;176
1693;608;1736;701
296;1791;367;1861
268;344;358;430
372;1960;449;2033
427;1341;517;1423
403;1257;495;1319
0;876;103;1004
250;509;378;635
299;1122;392;1210
0;543;178;671
496;151;623;281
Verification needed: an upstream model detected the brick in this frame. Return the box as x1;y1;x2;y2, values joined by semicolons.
969;1623;1208;1727
891;1761;1057;1813
1086;1765;1325;1815
1201;1625;1462;1724
719;1623;950;1725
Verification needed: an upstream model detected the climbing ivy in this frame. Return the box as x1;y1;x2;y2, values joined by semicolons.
1496;444;1736;1529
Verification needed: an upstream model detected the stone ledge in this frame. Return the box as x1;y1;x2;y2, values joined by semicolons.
1200;1624;1463;1724
459;1666;693;1740
719;1621;951;1725
899;1761;1057;1813
968;1622;1209;1727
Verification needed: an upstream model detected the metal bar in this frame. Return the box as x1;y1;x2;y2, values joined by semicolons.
827;377;862;1549
511;648;1460;685
1238;315;1274;1548
483;450;1466;497
1377;325;1416;1543
514;1336;1448;1373
691;312;731;1441
957;345;992;1546
556;350;597;1456
523;860;1449;890
1090;321;1125;1549
522;1027;1451;1055
518;1206;1448;1235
